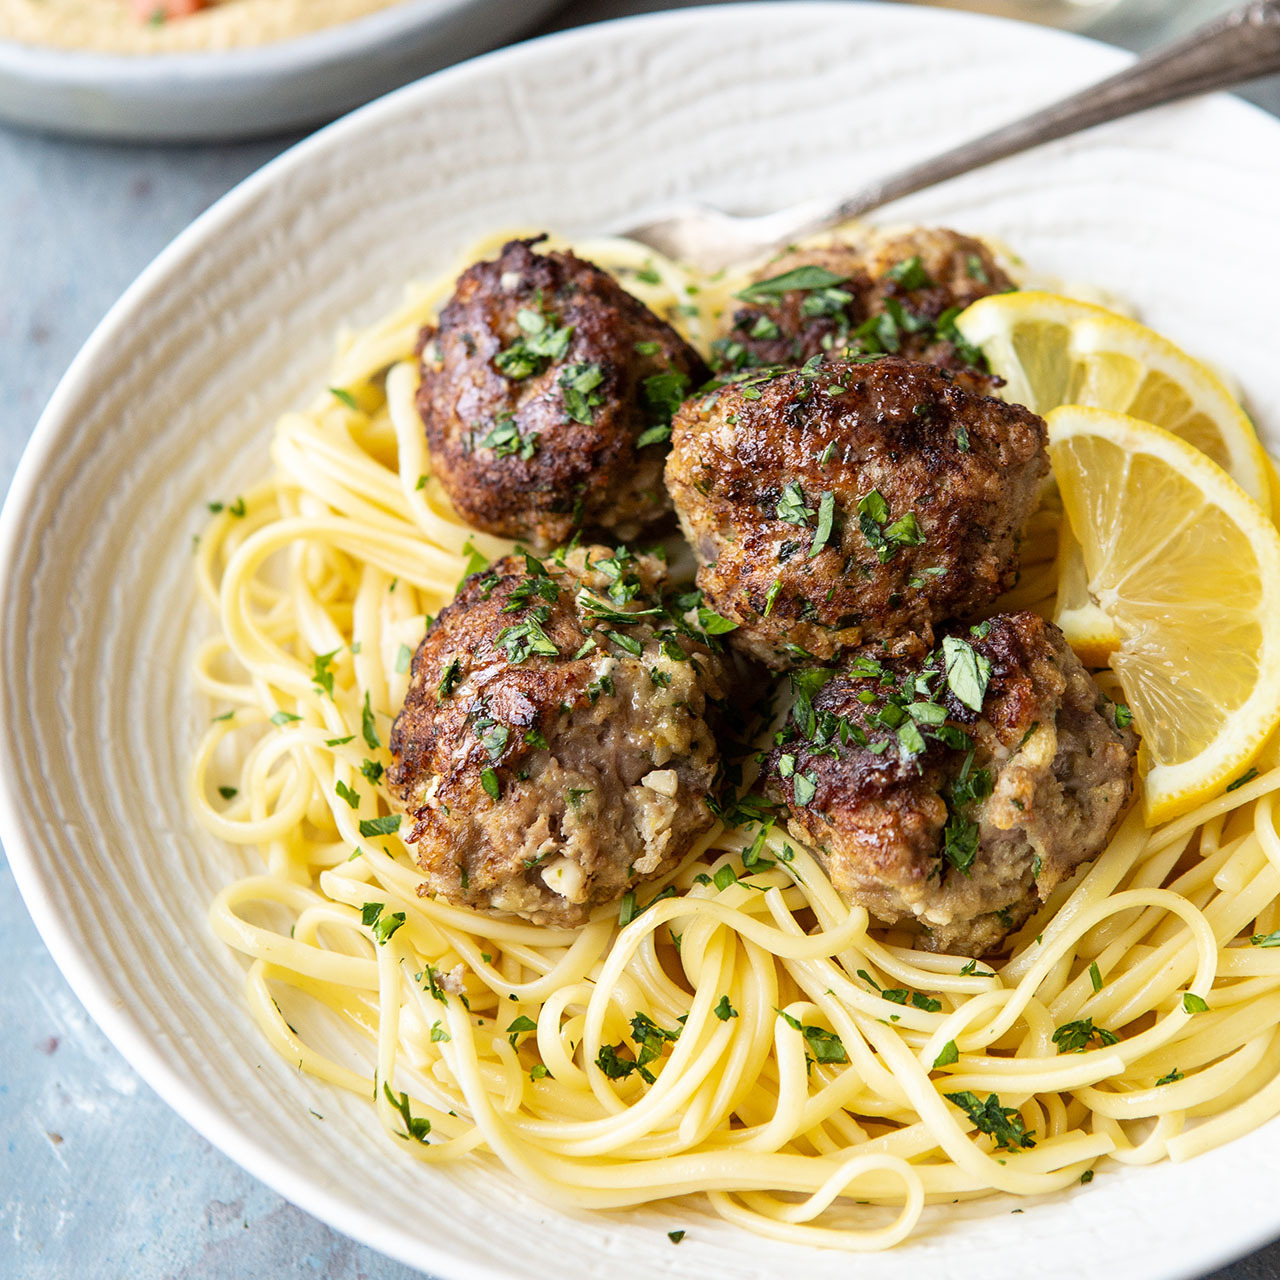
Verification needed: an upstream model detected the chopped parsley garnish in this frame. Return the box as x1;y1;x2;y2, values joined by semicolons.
777;1010;848;1064
618;891;637;926
311;649;339;698
361;691;381;750
358;814;401;838
576;590;663;626
395;643;412;675
506;1015;537;1047
1251;929;1280;947
809;491;836;557
712;864;739;892
697;606;738;636
857;489;925;562
638;370;690;447
496;607;559;663
933;1040;959;1068
1156;1068;1184;1086
560;362;606;424
604;629;644;656
736;265;850;302
361;901;405;944
965;253;990;284
480;415;539;461
884;255;933;291
940;751;991;876
326;733;354;746
382;1082;430;1143
329;386;359;410
480;767;501;800
1227;767;1259;792
945;1091;1035;1151
942;635;991;712
595;1043;643;1082
457;540;489;591
217;785;238;801
1052;1018;1119;1053
776;481;815;526
270;710;301;726
630;1012;680;1081
800;286;854;318
495;307;572;379
430;1022;451;1043
667;1230;685;1245
942;812;979;875
335;780;360;809
437;657;461;701
714;995;738;1021
477;721;509;761
788;665;835;741
1089;961;1103;993
1113;702;1134;729
1182;992;1209;1013
792;770;819;807
636;423;672;449
934;306;988;369
227;497;246;518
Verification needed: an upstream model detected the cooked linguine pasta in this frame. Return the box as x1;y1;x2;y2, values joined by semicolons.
190;232;1280;1250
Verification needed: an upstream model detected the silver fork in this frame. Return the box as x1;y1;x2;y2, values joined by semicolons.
624;1;1280;274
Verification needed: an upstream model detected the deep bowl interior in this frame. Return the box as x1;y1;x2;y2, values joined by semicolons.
4;5;1280;1278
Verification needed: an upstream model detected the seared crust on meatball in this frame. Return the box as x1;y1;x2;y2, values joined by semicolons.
417;238;709;549
665;356;1049;669
763;613;1137;955
387;546;730;926
714;227;1011;375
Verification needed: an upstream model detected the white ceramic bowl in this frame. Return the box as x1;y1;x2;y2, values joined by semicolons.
0;0;564;141
4;4;1280;1276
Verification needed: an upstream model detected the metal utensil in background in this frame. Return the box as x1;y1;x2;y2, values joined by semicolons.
626;0;1280;273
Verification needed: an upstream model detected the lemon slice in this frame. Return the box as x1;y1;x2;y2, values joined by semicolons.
1053;521;1124;667
1048;405;1280;824
956;291;1271;512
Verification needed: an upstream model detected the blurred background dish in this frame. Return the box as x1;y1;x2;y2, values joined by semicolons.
0;0;567;141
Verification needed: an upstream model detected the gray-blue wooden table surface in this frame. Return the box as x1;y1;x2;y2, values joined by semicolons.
3;1;1278;1275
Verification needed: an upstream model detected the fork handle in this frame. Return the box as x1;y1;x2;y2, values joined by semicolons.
826;1;1280;223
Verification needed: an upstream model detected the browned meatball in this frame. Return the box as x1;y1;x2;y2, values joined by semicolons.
713;227;1011;375
763;613;1137;955
387;545;731;925
416;237;709;549
665;355;1049;669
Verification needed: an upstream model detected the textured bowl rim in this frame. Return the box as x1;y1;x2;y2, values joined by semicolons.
4;5;1280;1277
0;0;502;83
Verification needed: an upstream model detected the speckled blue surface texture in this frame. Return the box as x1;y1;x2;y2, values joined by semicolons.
3;1;1280;1276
